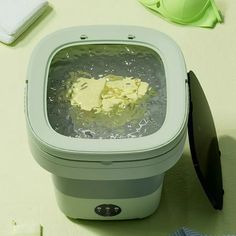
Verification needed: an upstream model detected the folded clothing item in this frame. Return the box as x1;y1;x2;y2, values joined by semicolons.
0;0;48;44
139;0;223;28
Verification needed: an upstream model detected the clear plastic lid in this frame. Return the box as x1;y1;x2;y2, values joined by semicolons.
47;44;167;139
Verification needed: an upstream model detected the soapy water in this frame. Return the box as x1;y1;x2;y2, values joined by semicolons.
47;44;167;139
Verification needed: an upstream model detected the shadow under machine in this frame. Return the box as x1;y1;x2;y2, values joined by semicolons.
25;26;223;220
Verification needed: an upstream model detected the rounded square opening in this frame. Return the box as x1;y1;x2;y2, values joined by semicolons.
47;44;167;139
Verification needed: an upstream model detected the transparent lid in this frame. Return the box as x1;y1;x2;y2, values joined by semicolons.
47;44;167;139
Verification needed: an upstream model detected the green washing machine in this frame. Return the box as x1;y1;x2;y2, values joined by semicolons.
25;26;223;220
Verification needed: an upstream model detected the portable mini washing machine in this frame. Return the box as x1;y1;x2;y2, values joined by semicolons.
25;26;223;220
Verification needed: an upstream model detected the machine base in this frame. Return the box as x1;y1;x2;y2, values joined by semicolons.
54;184;163;220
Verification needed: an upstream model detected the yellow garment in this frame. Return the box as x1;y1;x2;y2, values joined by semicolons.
67;75;149;114
69;77;106;111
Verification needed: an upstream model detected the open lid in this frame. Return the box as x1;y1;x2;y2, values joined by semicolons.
188;71;223;210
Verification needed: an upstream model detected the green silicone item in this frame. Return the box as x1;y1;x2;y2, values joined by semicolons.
139;0;223;28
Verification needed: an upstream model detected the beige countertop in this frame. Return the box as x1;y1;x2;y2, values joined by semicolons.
0;0;236;235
